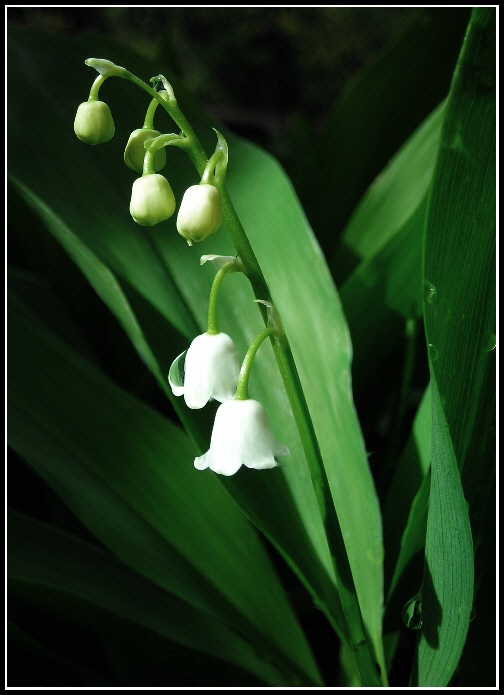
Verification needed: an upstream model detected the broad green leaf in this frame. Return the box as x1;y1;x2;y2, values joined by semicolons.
338;101;444;394
414;379;473;686
416;7;495;685
379;387;431;673
8;510;270;687
340;198;427;395
7;24;385;676
8;296;322;686
9;169;344;646
221;138;385;675
8;266;92;358
341;101;445;261
7;182;169;380
301;8;470;265
422;9;496;479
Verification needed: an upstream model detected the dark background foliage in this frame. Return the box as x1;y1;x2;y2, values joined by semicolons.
8;7;415;137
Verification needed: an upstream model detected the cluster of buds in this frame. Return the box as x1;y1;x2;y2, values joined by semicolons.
75;61;288;476
74;62;225;245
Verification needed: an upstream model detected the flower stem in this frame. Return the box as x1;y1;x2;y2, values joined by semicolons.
201;151;224;185
120;71;208;173
235;327;276;400
88;74;107;101
143;97;160;130
142;150;155;176
207;262;235;335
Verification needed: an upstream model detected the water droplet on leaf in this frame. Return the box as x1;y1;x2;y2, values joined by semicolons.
428;344;439;361
424;282;437;304
402;593;423;630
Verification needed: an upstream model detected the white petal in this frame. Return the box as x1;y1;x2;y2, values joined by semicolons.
194;451;211;470
209;455;243;476
202;401;244;475
207;333;240;403
183;333;239;408
182;334;214;408
235;400;288;470
194;399;288;476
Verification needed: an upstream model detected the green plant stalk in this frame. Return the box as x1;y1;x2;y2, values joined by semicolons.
207;262;235;335
88;74;107;101
116;69;384;687
235;327;276;400
143;96;160;129
122;70;208;173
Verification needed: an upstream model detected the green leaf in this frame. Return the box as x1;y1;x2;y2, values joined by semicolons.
8;294;322;686
416;7;495;685
339;101;444;394
223;138;386;678
8;510;270;687
341;101;445;262
413;379;473;686
7;23;386;678
8;176;176;383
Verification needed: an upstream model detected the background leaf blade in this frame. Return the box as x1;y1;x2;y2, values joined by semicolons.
8;293;322;686
416;7;495;685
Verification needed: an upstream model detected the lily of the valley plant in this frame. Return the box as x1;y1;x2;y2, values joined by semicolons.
10;14;491;684
75;60;292;479
73;56;382;682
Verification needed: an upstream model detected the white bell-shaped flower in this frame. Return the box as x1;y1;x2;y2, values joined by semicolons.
168;332;240;409
195;399;289;476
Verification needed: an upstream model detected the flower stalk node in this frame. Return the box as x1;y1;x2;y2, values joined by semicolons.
200;255;244;273
254;300;285;338
85;58;125;78
150;75;177;105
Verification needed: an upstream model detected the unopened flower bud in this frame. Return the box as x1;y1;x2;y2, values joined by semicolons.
124;128;166;173
177;184;223;245
130;174;176;226
74;100;115;145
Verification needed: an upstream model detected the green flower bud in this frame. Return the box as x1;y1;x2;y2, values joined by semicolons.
176;184;223;245
124;128;167;173
129;174;176;226
74;100;115;145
